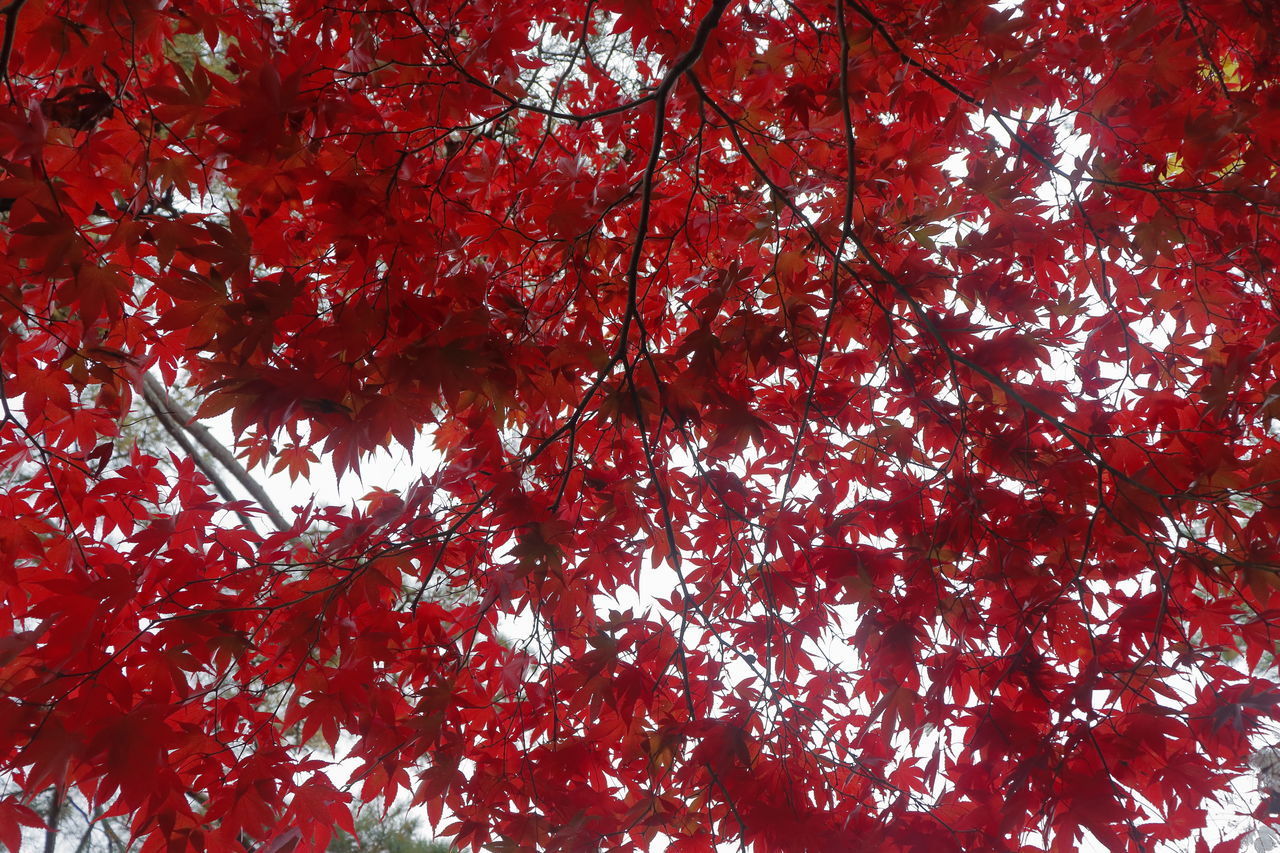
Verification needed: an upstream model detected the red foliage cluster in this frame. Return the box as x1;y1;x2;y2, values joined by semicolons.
2;0;1280;849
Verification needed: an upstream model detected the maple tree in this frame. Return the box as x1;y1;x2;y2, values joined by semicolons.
3;0;1280;848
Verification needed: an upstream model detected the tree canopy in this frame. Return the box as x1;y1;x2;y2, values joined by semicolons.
2;0;1280;849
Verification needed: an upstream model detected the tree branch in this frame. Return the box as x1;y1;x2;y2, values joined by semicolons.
42;787;60;853
140;374;291;532
140;379;261;531
0;0;26;88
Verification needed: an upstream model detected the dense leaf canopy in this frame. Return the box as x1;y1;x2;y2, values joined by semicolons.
2;0;1280;849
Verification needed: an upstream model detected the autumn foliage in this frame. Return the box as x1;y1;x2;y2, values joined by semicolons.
3;0;1280;849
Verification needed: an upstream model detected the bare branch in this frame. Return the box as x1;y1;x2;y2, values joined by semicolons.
140;373;291;532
